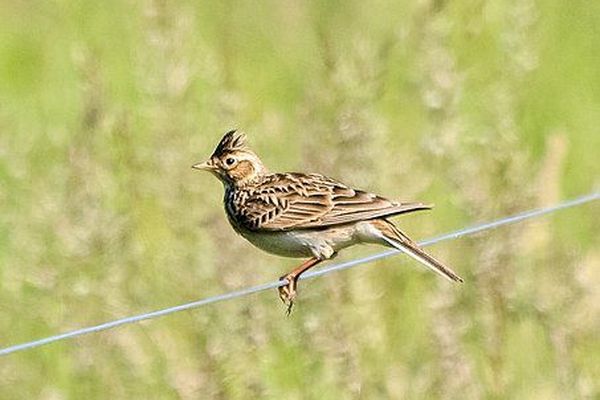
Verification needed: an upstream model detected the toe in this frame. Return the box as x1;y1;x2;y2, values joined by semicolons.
278;286;290;305
277;274;299;315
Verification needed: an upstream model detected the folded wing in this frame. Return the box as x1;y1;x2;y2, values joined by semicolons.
236;173;431;231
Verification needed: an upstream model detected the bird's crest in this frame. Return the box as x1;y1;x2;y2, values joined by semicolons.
212;130;248;157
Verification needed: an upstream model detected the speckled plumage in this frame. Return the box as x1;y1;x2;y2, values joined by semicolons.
193;130;463;314
224;172;431;232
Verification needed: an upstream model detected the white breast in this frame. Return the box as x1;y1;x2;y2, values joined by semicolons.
240;229;314;258
238;224;359;260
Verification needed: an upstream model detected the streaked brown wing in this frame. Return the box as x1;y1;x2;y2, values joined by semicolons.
237;173;431;231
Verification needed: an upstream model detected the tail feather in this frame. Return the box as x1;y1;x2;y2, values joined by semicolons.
374;221;463;283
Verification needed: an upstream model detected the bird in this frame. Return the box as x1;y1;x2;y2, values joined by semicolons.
193;130;463;314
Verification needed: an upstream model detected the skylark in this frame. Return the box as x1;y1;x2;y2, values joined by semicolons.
193;130;463;314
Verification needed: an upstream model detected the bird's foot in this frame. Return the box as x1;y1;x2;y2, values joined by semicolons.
278;273;298;316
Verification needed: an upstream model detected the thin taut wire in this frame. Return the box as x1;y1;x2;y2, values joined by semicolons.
1;192;598;357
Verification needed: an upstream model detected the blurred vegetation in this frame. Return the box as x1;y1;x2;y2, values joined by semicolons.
1;0;599;398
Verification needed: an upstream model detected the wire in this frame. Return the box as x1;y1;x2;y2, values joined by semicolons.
1;192;598;357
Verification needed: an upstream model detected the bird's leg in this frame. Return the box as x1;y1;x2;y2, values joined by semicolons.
278;257;322;315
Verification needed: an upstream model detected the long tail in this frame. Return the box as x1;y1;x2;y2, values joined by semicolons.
373;220;464;283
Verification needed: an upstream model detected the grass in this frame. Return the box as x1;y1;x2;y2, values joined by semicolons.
0;0;599;398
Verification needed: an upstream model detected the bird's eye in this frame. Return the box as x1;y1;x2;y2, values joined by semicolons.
225;157;236;166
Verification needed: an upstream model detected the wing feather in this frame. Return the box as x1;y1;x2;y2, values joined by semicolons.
231;173;431;231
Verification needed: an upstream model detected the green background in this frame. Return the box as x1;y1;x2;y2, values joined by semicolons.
1;0;599;398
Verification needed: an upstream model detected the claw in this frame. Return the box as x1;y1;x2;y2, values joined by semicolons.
276;257;322;316
278;273;298;315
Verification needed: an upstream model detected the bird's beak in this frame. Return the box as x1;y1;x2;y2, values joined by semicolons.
191;159;215;171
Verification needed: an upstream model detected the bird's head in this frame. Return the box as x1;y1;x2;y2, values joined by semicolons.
192;130;267;186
